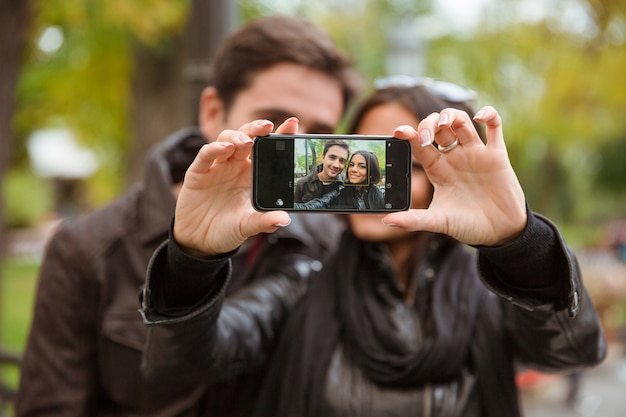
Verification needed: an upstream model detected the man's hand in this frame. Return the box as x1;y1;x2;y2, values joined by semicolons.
173;118;298;257
382;106;527;247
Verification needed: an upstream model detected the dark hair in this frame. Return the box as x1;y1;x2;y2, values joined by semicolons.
348;85;485;142
210;15;361;115
322;139;349;156
349;150;381;185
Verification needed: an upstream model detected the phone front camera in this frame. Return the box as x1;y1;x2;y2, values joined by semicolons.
276;198;284;207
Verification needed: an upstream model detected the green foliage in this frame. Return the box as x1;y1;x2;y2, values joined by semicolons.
595;136;626;194
12;0;190;208
0;257;40;408
3;169;54;228
0;258;39;351
422;3;626;224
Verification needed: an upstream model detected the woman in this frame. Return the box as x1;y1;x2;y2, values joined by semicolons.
141;81;606;417
331;150;384;210
295;150;384;210
260;84;513;416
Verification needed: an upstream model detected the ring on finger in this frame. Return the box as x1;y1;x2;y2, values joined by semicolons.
438;139;459;153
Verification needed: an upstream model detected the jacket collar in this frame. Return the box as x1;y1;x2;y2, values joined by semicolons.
138;127;207;244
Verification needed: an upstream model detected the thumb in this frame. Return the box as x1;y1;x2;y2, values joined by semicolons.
242;211;292;236
275;117;299;134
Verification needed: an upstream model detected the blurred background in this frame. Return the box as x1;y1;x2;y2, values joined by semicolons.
1;0;625;415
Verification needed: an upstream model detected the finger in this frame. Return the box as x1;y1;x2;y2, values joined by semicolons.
440;108;484;148
186;142;236;176
432;110;458;149
473;106;505;150
217;130;254;162
413;112;458;151
275;117;299;134
393;124;441;171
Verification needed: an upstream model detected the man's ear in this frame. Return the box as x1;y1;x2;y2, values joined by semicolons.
198;86;224;142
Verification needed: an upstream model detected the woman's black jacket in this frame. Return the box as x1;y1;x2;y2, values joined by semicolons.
140;211;606;416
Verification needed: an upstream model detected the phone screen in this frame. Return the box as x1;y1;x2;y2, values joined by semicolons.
252;134;412;212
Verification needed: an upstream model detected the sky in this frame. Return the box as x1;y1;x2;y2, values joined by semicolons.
434;0;594;37
433;0;491;31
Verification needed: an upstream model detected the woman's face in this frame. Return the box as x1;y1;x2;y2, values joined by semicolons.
347;153;368;184
348;102;432;242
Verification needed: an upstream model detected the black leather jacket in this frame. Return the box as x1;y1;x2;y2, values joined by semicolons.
294;187;342;210
141;212;606;416
331;184;384;209
294;167;345;203
293;184;385;211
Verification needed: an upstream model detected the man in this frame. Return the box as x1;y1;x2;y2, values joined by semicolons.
294;139;349;203
16;15;359;416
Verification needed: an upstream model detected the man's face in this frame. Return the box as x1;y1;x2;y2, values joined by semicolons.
199;62;344;138
319;145;348;181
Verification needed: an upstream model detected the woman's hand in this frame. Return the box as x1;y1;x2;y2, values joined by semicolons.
173;119;297;257
382;106;527;247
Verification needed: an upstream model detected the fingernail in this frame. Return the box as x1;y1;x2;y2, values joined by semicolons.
380;218;398;227
257;120;273;128
273;219;291;227
395;125;411;134
474;110;486;119
419;130;432;147
438;113;449;126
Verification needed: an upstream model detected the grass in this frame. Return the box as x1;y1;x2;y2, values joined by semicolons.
0;257;39;350
0;256;40;414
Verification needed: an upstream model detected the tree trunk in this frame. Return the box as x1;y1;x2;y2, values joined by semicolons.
182;0;239;124
126;37;187;186
0;0;32;338
126;0;238;187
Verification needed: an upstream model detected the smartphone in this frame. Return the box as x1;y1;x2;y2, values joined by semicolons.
252;133;412;213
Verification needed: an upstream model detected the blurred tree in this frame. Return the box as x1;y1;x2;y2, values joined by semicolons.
127;28;186;186
10;0;242;209
12;0;190;207
127;0;239;185
122;0;241;186
6;0;626;232
595;135;626;198
1;0;32;221
0;0;32;360
181;0;239;128
307;0;626;227
420;0;626;225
